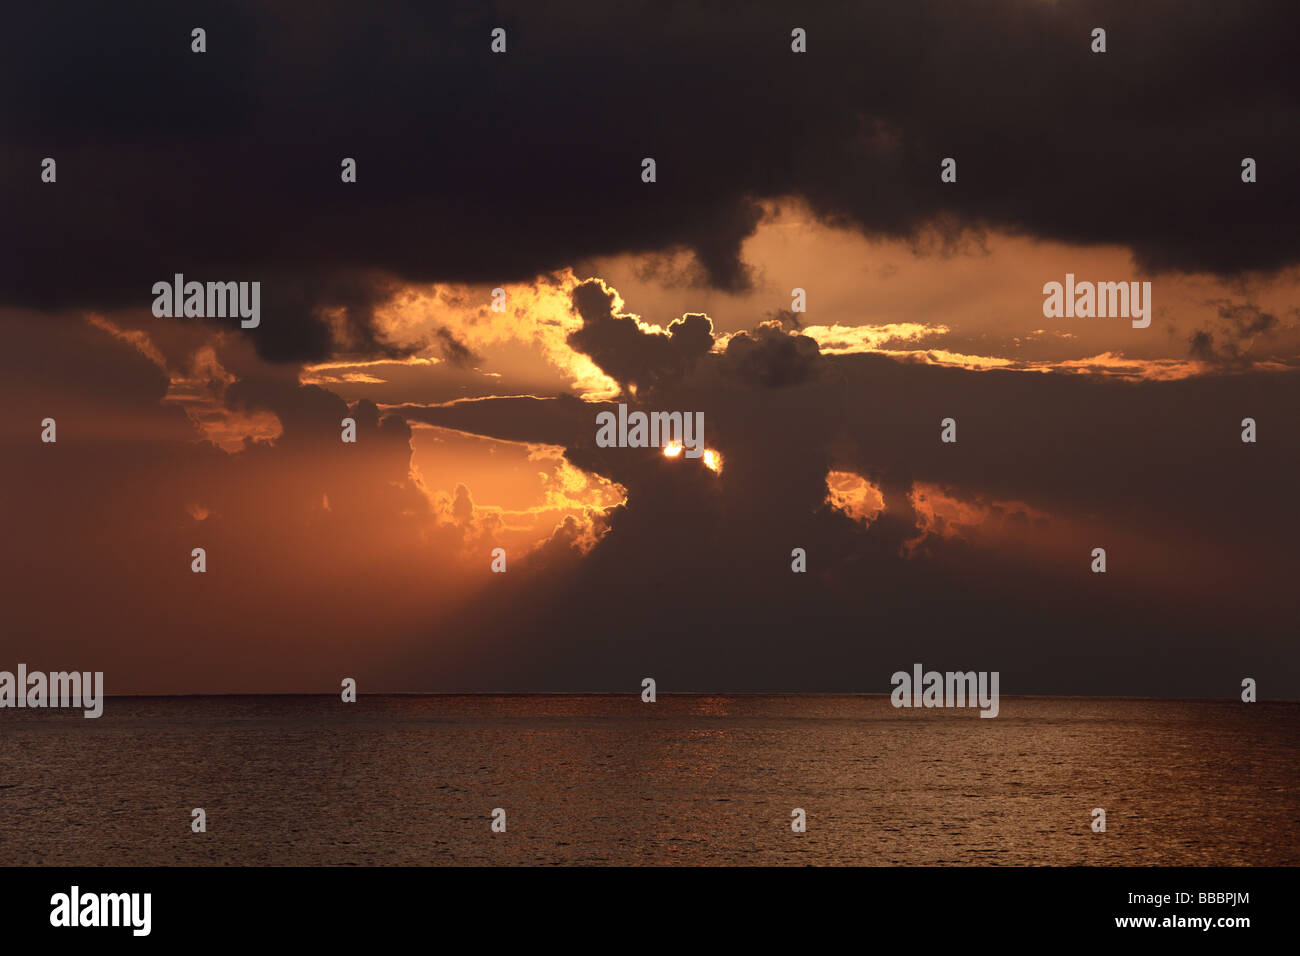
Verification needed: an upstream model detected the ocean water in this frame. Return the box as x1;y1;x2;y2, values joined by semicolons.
1;695;1296;866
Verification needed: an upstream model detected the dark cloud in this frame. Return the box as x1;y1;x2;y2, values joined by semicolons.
400;325;1300;695
1216;300;1280;337
567;279;713;391
432;326;482;369
767;308;804;333
721;322;826;388
1189;329;1219;362
5;1;1298;362
1188;299;1288;365
4;2;1298;697
4;300;1297;695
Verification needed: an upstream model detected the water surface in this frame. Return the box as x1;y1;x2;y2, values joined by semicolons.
1;695;1296;865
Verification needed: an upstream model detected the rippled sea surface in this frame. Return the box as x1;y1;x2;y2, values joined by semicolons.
1;695;1297;865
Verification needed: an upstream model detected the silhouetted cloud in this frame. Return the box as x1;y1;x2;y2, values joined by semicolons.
397;320;1300;694
3;2;1298;695
5;1;1299;362
567;279;713;391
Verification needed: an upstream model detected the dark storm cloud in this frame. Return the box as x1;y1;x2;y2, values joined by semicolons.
5;294;1297;694
397;322;1300;695
567;279;713;390
5;1;1299;696
4;1;1298;361
721;323;827;388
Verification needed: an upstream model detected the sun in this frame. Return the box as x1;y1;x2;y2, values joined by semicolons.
661;443;722;474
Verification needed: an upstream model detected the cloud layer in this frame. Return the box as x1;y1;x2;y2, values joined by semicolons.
5;1;1298;362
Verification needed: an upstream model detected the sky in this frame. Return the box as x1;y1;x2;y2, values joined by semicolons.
2;1;1298;695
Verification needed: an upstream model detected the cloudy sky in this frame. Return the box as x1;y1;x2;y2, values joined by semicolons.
2;1;1297;695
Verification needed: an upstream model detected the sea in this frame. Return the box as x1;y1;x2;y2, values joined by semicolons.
1;695;1296;865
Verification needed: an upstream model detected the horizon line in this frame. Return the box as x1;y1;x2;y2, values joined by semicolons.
40;691;1300;704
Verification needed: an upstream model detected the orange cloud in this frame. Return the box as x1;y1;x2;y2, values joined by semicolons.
825;471;885;525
